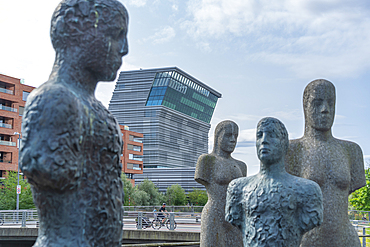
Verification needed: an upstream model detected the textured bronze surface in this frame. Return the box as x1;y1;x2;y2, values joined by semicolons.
226;117;323;247
19;0;129;246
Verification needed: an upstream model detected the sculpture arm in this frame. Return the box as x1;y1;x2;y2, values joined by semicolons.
299;180;323;233
225;178;244;230
19;87;83;191
194;154;215;186
349;142;366;194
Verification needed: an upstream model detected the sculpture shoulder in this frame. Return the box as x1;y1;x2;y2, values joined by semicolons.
235;159;247;177
25;83;81;121
294;175;322;196
285;138;305;176
334;138;363;157
228;176;252;191
195;154;216;185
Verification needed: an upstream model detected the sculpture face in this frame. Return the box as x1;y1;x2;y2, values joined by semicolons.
304;82;335;131
218;123;238;153
87;14;128;82
256;123;284;164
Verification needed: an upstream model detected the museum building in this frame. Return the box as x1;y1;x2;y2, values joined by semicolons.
109;67;221;170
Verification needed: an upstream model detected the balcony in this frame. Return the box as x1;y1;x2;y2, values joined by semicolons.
129;154;143;161
0;140;16;146
0;123;12;129
0;105;17;113
0;88;13;95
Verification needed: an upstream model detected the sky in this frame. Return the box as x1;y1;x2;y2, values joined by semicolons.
0;0;369;175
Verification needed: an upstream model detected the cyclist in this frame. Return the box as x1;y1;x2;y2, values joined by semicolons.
158;203;168;225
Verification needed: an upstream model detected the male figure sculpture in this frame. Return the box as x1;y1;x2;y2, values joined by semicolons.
285;79;366;247
19;0;128;246
226;117;323;247
195;120;246;247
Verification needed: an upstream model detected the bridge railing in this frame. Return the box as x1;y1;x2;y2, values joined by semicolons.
0;209;38;227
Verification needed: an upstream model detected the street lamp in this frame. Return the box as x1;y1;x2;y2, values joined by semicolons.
14;132;21;212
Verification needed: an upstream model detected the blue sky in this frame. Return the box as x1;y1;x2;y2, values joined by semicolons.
0;0;369;175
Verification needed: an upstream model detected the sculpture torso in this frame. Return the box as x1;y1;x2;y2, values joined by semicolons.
286;137;365;247
195;153;246;247
20;81;124;246
226;173;323;247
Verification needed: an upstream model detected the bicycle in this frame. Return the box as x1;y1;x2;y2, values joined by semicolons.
158;213;177;230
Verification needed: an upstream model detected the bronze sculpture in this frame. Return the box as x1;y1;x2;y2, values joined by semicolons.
19;0;128;246
226;117;323;247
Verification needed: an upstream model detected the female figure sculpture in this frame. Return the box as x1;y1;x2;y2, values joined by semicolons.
285;79;366;247
19;0;129;246
195;120;247;247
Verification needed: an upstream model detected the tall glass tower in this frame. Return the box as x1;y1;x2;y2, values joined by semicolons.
109;67;221;169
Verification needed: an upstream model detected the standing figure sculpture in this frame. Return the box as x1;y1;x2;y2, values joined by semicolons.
195;120;247;247
19;0;128;246
226;117;323;247
285;79;366;247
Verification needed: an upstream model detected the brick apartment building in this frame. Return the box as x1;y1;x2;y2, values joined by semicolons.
119;125;143;185
0;74;35;179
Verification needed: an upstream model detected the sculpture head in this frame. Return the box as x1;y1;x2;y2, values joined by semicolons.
256;117;288;165
50;0;129;82
303;79;336;132
213;120;238;154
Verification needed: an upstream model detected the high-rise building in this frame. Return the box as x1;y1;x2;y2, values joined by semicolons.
0;74;35;179
109;67;221;169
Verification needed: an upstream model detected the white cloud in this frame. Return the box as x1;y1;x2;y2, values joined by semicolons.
185;0;370;78
125;0;148;7
172;4;179;11
147;26;176;44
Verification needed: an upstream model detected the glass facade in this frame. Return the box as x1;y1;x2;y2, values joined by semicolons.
145;71;218;123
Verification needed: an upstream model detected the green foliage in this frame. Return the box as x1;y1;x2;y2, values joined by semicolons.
131;189;150;206
121;173;134;206
188;189;208;206
349;167;370;211
166;184;187;206
136;179;163;206
0;171;35;210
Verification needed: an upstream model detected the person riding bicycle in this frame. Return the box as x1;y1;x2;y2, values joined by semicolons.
158;203;168;224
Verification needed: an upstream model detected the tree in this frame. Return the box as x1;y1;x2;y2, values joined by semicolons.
121;173;134;206
0;171;35;210
131;189;150;206
136;179;163;205
349;166;370;211
188;189;208;206
166;184;186;206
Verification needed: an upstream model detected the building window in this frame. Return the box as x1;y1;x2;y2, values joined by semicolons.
22;91;30;101
127;163;141;170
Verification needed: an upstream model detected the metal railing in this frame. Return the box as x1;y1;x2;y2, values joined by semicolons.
0;140;16;146
0;105;17;113
0;122;12;129
0;88;13;95
0;210;38;227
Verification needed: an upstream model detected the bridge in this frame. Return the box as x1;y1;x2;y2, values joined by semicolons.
0;228;200;247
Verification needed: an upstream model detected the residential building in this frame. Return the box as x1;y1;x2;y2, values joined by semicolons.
109;67;221;170
0;74;35;178
119;125;143;185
